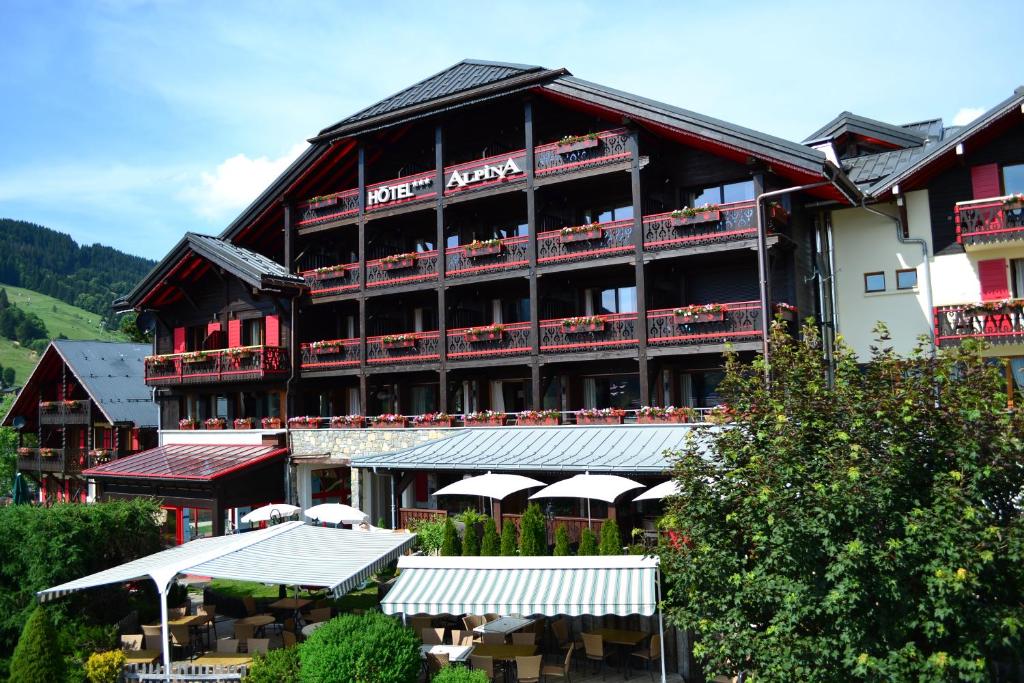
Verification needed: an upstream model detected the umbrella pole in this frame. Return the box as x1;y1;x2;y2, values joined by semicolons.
587;498;591;530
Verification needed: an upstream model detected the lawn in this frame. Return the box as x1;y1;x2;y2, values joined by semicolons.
1;285;125;341
207;574;390;613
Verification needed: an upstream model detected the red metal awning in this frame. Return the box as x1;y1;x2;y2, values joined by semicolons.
83;444;288;482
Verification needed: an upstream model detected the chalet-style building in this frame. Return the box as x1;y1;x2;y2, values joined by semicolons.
108;59;868;539
3;340;158;503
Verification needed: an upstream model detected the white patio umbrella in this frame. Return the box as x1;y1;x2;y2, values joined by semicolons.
633;480;681;502
241;503;300;524
529;472;644;528
305;503;369;526
433;472;546;500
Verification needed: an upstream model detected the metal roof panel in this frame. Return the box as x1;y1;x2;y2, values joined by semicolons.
84;444;287;481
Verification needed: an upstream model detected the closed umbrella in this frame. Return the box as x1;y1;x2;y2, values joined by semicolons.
241;503;300;524
305;503;369;526
433;472;545;500
633;480;681;502
530;472;644;528
11;472;31;505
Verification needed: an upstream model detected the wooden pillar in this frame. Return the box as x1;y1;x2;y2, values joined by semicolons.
492;499;503;532
525;99;542;409
357;143;368;413
435;124;448;412
283;204;300;419
628;128;650;404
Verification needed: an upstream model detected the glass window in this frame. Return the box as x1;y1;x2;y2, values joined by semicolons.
1012;259;1024;298
597;287;637;314
583;374;641;409
243;318;263;346
896;269;918;290
215;395;229;420
409;385;438;414
1003;164;1024;195
864;272;886;293
722;180;755;204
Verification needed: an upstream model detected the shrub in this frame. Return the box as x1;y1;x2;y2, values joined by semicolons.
432;666;489;683
518;503;547;556
246;647;300;683
409;518;445;555
9;606;66;683
499;520;517;556
480;517;499;556
299;612;419;683
553;525;571;556
84;650;125;683
440;517;461;556
599;519;621;555
578;528;597;556
461;519;481;557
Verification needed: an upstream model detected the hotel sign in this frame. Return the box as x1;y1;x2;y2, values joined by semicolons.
366;176;434;208
446;157;524;190
363;154;528;210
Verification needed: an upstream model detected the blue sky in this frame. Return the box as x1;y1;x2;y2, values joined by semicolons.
0;0;1019;261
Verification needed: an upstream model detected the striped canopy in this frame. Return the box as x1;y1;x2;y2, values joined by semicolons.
381;555;659;617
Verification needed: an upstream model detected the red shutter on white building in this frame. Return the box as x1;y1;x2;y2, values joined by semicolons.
228;319;242;347
971;164;1001;200
173;327;186;353
978;258;1009;301
265;315;280;347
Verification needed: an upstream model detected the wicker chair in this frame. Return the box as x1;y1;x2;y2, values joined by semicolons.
120;634;143;651
515;655;542;683
511;631;535;645
282;630;297;648
541;644;574;680
216;639;238;654
582;633;613;675
141;624;165;653
481;632;506;645
248;638;269;655
630;634;662;681
469;654;494;680
233;622;255;651
425;651;449;679
421;627;445;645
451;629;475;646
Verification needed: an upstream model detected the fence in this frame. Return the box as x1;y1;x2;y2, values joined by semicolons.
125;663;246;682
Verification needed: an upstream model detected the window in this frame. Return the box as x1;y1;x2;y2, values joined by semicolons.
896;269;918;290
693;180;755;206
1012;259;1024;298
242;318;263;346
864;272;886;293
582;374;641;409
597;286;637;314
1004;163;1024;196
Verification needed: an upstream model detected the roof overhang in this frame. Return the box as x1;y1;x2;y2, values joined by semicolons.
83;444;288;482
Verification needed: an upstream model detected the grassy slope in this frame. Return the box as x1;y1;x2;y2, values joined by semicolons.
0;284;128;384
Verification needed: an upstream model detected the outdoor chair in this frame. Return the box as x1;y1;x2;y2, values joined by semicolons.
282;630;297;648
242;595;271;620
421;627;445;645
169;625;192;660
541;643;574;681
233;622;255;650
411;615;434;633
511;631;536;645
198;604;217;644
452;629;475;646
515;655;542;683
582;633;613;675
306;607;331;623
484;612;500;623
425;651;449;679
461;614;484;632
248;638;269;654
120;634;143;651
552;618;583;660
216;639;238;654
141;624;166;653
481;632;506;645
630;633;661;680
469;654;494;680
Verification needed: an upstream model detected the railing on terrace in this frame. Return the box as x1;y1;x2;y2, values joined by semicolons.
642;201;762;251
365;251;439;290
445;235;530;278
446;322;532;361
16;448;77;474
300;338;361;370
648;301;765;347
537;219;635;266
955;195;1024;246
934;301;1024;347
501;513;605;545
301;263;360;297
38;400;90;425
124;662;246;682
144;346;290;386
539;313;638;354
366;331;441;365
399;508;446;529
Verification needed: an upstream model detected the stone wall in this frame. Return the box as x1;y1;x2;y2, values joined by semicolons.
288;426;456;459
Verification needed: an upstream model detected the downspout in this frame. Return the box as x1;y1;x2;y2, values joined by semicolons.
858;199;935;354
283;293;299;506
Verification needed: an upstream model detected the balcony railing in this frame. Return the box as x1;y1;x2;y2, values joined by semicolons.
447;322;532;361
642;201;760;251
300;339;361;371
144;346;290;386
398;508;446;529
16;448;80;474
38;400;90;425
537;219;635;267
955;196;1024;246
446;236;530;279
648;301;764;347
302;263;360;298
539;313;638;354
366;331;441;365
365;251;439;290
935;301;1024;347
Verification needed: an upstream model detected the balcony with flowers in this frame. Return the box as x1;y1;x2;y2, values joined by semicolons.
365;251;439;291
539;314;638;355
446;237;530;280
144;346;289;386
647;301;765;348
935;298;1024;347
301;262;361;298
446;322;531;362
38;398;90;425
300;338;361;372
366;331;440;365
955;194;1024;247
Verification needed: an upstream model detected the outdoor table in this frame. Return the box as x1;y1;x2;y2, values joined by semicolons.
473;616;534;636
270;596;313;628
237;614;275;636
301;621;326;638
167;614;210;653
122;649;160;665
419;644;473;662
469;643;537;661
191;653;253;667
590;627;648;675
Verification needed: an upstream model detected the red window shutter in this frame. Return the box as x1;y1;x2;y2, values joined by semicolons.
979;258;1009;301
79;430;86;448
131;429;140;450
206;320;223;348
103;429;112;449
415;473;428;502
173;327;186;353
971;164;1001;200
228;319;242;347
265;315;280;347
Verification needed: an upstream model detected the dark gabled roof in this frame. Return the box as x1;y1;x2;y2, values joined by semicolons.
83;443;287;481
842;145;933;186
900;118;946;141
804;111;926;149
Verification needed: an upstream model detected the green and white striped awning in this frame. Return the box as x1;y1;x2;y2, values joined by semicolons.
381;556;660;617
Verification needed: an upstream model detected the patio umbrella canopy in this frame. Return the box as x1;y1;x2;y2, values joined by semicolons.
530;472;644;504
633;480;681;502
11;472;31;504
433;472;545;500
241;503;300;524
305;503;369;525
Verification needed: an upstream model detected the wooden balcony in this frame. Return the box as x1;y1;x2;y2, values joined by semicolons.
445;236;530;279
300;339;361;371
935;302;1024;347
38;400;90;425
302;263;360;298
16;448;82;474
501;513;604;544
647;301;764;347
366;331;441;365
398;507;446;529
539;313;638;355
537;219;635;268
447;322;532;362
144;346;290;386
955;196;1024;247
642;201;760;252
365;251;439;291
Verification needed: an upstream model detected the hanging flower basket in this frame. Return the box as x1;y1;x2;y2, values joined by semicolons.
673;305;726;324
670;205;720;227
308;340;342;354
39;448;60;459
636;406;695;424
463;411;504;426
39;401;58;413
515;410;561;426
261;417;283;429
233;417;255;430
464;239;503;257
465;325;505;343
559;224;603;244
329;415;365;428
17;447;35;457
311;264;349;280
412;413;454;428
380;253;418;271
288;416;321;430
555;133;600;154
382;334;417;350
370;414;408;429
575;408;626;425
561;316;605;333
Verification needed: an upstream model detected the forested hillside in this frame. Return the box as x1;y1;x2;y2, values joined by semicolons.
0;219;155;328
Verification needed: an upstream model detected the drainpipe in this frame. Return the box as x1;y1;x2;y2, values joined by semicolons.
857;199;935;354
283;293;300;505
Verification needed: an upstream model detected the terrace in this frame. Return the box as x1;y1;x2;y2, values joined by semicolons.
144;346;290;386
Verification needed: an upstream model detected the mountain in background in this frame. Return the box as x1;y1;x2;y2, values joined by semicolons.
0;219;155;329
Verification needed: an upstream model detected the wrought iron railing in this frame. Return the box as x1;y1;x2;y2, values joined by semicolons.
647;301;764;347
144;346;290;386
366;331;441;365
300;338;361;370
302;263;361;297
539;313;638;354
955;196;1024;246
445;236;530;278
935;302;1024;347
446;322;532;361
365;251;439;290
537;219;635;266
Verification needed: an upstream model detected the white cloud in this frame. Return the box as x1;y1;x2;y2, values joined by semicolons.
952;107;985;126
179;143;307;221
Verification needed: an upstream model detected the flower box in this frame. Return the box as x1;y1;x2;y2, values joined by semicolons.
261;417;283;429
563;321;605;333
380;256;416;271
311;265;348;280
371;415;408;429
671;210;720;227
414;418;454;428
309;343;341;354
17;447;35;457
464;412;505;427
329;416;365;428
178;420;199;430
556;137;600;154
288;417;321;430
204;419;226;430
39;402;58;412
674;312;725;324
382;336;416;349
464;242;503;257
577;415;624;425
308;196;338;210
465;327;505;343
637;414;690;424
39;448;60;458
559;227;603;244
515;416;560;426
233;418;255;430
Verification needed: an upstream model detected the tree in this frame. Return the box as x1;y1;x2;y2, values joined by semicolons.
553;525;571;556
598;519;621;555
661;324;1024;682
0;289;8;309
500;520;517;557
0;396;16;497
1;369;12;388
299;612;419;683
480;517;499;556
8;606;66;682
440;517;460;557
578;528;597;556
119;312;153;344
518;503;548;556
462;519;481;557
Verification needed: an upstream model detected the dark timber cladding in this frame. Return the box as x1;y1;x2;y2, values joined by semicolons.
126;59;861;426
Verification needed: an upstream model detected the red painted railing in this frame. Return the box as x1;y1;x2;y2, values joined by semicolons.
647;301;764;346
445;236;530;278
301;263;361;297
366;331;441;365
537;219;635;266
365;251;439;289
539;313;638;354
144;346;290;386
446;321;532;360
935;302;1024;347
300;338;361;370
955;196;1024;246
642;201;759;251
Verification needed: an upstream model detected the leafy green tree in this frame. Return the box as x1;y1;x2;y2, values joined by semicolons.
553;525;571;556
500;520;517;557
480;517;499;556
409;518;445;555
8;606;66;683
440;517;460;556
662;324;1024;682
598;519;621;555
1;369;12;389
578;528;597;556
518;503;548;556
118;312;153;344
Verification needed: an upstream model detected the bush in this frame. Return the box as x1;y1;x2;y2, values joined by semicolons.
299;612;419;683
598;519;621;555
431;666;489;683
518;503;547;556
84;650;125;683
461;520;481;557
246;647;300;683
9;606;66;683
440;517;461;556
499;521;517;556
578;528;597;556
553;525;571;556
480;517;499;556
409;518;445;555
